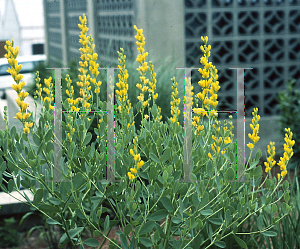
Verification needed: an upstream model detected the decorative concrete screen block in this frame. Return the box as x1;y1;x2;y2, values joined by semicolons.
184;0;300;160
96;0;136;67
185;0;300;118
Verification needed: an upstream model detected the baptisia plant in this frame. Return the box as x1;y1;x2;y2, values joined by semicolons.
0;14;294;249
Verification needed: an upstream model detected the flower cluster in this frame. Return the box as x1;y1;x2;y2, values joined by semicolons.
134;25;149;108
65;74;80;113
183;77;194;121
170;77;181;125
247;108;260;150
116;48;129;111
208;121;222;160
148;61;161;121
77;14;92;112
220;117;233;155
277;128;295;180
197;36;220;112
128;137;145;180
264;142;276;173
43;77;54;110
4;39;33;134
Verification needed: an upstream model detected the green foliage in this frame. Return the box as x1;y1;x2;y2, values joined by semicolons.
277;78;300;171
0;217;21;247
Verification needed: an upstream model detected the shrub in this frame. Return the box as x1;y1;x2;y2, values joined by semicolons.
0;14;295;249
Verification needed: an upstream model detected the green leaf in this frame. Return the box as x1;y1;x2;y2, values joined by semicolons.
46;218;62;226
254;165;262;177
124;223;132;236
83;132;92;146
162;171;168;181
39;204;60;213
172;215;182;224
272;203;278;214
200;209;213;216
160;197;173;212
150;152;160;164
206;161;213;176
249;160;258;170
10;126;16;140
215;241;226;248
199;191;209;209
33;132;41;146
233;234;247;248
161;148;171;164
139;237;153;247
151;104;158;118
119;233;128;249
257;214;264;231
284;192;290;203
69;227;84;239
192;193;200;209
44;129;53;143
84;145;91;158
48;197;63;206
148;210;169;221
83;238;99;247
283;180;289;192
15;142;22;153
225;209;231;227
59;233;70;248
136;101;142;113
208;218;223;225
179;198;184;218
72;173;84;191
104;215;110;233
7;161;16;173
255;149;262;161
33;188;44;205
7;179;14;192
262;231;277;237
149;166;157;180
225;167;235;182
139;221;155;235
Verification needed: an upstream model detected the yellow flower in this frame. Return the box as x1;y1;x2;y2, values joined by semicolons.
128;172;135;180
137;160;144;168
208;153;213;160
130;149;135;156
130;168;137;174
134;154;141;162
247;143;254;149
224;137;231;144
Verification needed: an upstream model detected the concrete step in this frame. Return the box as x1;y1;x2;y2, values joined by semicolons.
0;189;35;215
